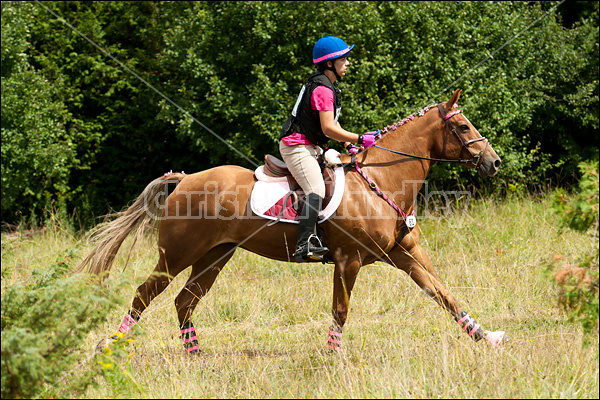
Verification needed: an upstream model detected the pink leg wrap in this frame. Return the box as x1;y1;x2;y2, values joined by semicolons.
456;311;485;342
118;313;137;333
462;317;475;331
180;323;200;354
468;323;481;336
457;314;470;325
327;327;343;351
180;327;195;335
186;345;200;353
182;336;197;343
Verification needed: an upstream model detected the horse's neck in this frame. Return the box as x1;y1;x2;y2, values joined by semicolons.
357;112;439;210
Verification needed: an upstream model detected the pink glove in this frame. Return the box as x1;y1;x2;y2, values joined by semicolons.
361;134;377;148
348;145;360;154
365;129;382;139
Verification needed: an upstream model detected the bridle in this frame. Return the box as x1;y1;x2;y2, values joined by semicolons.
348;103;490;226
372;103;489;169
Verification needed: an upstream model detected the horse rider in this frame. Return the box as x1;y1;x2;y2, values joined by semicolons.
279;35;377;262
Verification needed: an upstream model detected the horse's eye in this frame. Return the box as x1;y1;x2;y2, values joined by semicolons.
460;125;470;131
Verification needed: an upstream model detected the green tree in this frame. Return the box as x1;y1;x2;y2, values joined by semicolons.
2;1;598;225
25;1;208;227
156;1;599;190
1;2;77;224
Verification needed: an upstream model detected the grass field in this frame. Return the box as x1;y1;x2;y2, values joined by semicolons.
2;192;598;398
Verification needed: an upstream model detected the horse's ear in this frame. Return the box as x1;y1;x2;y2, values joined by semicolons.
446;89;462;112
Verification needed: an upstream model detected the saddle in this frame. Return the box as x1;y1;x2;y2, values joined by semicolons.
262;154;336;213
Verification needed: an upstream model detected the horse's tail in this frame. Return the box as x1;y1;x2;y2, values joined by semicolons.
76;172;186;277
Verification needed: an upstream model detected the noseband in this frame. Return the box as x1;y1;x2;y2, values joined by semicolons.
372;103;489;169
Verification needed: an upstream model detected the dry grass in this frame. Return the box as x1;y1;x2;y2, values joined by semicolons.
2;193;598;398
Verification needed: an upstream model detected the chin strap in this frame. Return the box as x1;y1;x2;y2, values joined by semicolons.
325;63;341;80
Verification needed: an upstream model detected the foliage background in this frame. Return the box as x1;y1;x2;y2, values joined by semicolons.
1;1;599;226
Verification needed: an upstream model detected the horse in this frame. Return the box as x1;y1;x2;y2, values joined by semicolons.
80;89;507;354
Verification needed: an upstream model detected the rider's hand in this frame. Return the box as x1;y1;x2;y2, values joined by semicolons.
345;143;360;154
359;134;377;148
365;129;381;138
358;129;380;148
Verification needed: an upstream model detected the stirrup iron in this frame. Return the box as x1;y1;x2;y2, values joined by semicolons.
303;234;329;261
295;234;329;261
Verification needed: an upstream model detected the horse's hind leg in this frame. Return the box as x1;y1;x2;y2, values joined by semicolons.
128;249;189;320
387;231;506;347
96;250;189;351
174;243;237;354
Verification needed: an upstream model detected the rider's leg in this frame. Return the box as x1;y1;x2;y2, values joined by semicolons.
278;142;329;261
294;193;328;261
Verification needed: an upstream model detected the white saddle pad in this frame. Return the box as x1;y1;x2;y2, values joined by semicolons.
250;149;346;224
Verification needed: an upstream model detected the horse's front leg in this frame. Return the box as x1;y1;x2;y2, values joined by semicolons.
327;255;362;352
387;230;506;347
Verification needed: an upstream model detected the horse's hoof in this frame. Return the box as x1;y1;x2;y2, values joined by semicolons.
95;333;121;352
485;330;508;347
96;338;112;352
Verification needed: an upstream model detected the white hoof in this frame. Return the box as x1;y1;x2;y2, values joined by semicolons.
485;330;507;347
95;332;121;352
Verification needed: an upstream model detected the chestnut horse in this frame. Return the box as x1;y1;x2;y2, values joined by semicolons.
81;89;507;353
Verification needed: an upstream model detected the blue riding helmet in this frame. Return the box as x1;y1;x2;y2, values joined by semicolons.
313;36;355;64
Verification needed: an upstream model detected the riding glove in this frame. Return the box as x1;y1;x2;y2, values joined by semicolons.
358;134;377;148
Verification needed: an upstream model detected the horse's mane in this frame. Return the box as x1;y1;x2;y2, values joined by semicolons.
380;104;439;138
351;104;439;155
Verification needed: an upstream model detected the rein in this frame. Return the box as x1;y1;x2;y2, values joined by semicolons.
372;144;472;164
325;153;416;227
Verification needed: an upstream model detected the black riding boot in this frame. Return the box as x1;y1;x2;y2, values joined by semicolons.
294;193;329;262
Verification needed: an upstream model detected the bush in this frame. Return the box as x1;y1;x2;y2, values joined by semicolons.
94;330;145;398
548;160;599;346
1;249;125;398
553;161;599;235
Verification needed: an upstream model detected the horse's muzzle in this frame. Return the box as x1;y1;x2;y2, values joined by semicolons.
478;154;501;177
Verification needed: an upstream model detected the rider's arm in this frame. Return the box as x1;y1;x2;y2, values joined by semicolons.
319;110;361;144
